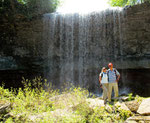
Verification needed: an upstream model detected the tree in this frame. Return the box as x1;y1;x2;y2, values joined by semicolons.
17;0;60;13
0;0;60;15
108;0;150;7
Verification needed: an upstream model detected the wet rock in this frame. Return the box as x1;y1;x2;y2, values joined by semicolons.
0;56;18;70
137;98;150;115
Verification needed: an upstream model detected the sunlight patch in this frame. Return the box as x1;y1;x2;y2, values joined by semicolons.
57;0;111;13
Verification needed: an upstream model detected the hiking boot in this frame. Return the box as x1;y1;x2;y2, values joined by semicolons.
107;101;114;105
104;100;107;105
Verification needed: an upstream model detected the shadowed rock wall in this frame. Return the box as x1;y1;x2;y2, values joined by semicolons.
0;17;44;88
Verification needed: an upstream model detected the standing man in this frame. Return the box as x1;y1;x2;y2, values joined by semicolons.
107;63;120;102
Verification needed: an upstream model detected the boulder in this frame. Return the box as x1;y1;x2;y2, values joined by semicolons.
86;98;105;108
125;120;137;123
125;100;140;113
115;102;130;111
137;98;150;115
0;103;11;114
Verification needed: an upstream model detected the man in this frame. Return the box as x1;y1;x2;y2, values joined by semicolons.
107;63;120;102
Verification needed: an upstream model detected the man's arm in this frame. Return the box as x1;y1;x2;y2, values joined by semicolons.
116;74;120;82
116;69;120;82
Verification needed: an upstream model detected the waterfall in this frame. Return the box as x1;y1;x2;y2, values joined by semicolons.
43;8;125;92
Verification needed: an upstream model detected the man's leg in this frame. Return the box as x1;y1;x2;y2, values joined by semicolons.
114;82;119;97
108;83;113;102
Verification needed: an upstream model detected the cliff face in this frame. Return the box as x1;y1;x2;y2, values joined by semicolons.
0;3;150;95
121;3;150;68
0;16;44;87
42;3;150;93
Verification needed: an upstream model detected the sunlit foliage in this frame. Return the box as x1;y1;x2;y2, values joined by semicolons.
0;0;60;18
0;77;133;122
108;0;150;7
17;0;60;12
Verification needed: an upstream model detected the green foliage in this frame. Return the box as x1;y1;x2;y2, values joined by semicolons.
0;78;134;122
118;109;132;120
108;0;150;7
17;0;26;4
0;0;60;19
134;95;145;104
128;93;134;101
88;107;111;122
88;105;132;123
108;0;128;7
73;102;93;121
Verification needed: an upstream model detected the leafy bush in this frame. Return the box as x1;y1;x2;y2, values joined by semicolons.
19;0;60;14
134;95;144;104
118;109;132;120
108;0;150;7
128;93;134;101
88;103;133;123
0;0;60;19
0;77;134;122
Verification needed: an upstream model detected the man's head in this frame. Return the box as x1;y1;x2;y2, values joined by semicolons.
108;63;113;70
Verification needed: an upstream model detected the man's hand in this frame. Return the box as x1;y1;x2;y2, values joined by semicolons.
100;83;102;88
116;78;119;82
116;75;120;83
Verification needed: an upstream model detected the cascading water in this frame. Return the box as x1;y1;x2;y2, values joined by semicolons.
43;8;128;94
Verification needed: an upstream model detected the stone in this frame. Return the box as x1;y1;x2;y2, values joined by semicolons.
105;105;113;113
0;56;17;70
115;102;130;111
86;98;105;108
125;120;137;123
120;96;129;101
125;100;140;113
0;103;11;114
125;116;150;123
137;98;150;115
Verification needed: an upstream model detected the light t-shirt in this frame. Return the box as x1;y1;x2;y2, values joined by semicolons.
99;72;108;83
